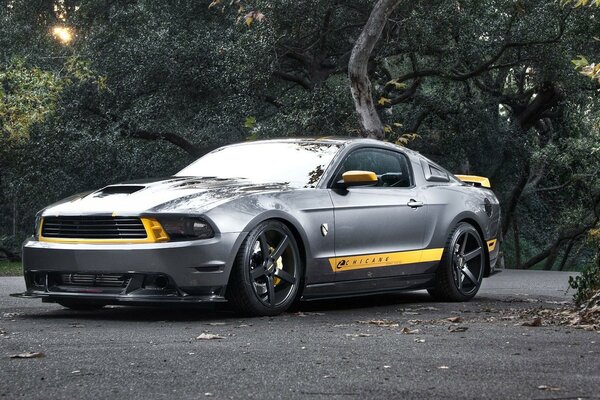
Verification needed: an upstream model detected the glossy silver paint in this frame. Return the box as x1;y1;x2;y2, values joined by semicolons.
15;138;501;304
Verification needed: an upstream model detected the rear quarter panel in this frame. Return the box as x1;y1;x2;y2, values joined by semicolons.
420;183;501;252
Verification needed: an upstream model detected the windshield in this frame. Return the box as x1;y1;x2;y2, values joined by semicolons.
176;141;342;188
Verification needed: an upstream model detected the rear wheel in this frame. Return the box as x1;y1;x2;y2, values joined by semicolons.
226;220;303;316
57;300;106;310
428;222;485;301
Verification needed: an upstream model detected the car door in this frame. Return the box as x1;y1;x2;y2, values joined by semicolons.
329;147;428;281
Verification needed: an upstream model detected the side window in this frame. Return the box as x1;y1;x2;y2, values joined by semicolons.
429;165;447;179
335;148;412;188
422;160;450;182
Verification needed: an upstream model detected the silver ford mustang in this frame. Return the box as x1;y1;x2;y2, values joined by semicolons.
13;138;501;316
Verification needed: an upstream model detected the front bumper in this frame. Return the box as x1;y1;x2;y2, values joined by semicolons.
14;232;246;303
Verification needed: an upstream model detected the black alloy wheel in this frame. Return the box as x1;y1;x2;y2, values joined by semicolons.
428;222;485;301
227;220;302;316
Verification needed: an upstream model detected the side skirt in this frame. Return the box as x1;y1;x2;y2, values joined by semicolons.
300;273;435;301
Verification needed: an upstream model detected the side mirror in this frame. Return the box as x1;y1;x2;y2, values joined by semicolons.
338;170;378;188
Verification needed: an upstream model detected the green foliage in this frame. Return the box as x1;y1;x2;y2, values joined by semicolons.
0;260;22;277
563;0;600;83
569;257;600;305
561;0;600;7
0;56;105;144
0;59;63;141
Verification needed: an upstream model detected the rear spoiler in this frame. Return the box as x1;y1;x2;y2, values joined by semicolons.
455;175;491;188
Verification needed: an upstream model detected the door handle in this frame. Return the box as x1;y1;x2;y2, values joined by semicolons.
407;199;424;208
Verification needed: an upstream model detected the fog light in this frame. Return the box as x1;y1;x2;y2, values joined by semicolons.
33;272;45;286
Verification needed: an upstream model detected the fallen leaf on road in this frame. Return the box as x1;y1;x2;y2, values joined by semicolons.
400;327;420;335
448;326;468;333
2;313;21;319
414;307;439;311
196;333;224;340
447;316;463;323
414;338;425;343
9;352;45;359
438;365;449;369
357;319;399;327
345;333;373;338
522;317;542;327
537;385;560;391
293;312;325;317
0;329;7;335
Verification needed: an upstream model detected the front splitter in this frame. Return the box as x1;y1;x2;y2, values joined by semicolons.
10;291;228;305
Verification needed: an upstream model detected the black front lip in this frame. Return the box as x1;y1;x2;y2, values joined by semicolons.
10;291;227;304
15;270;228;304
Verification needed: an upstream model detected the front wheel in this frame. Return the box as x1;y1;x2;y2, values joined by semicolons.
226;220;303;316
428;222;485;301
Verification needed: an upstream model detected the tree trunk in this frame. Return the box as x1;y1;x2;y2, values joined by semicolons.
501;164;530;237
557;236;579;271
348;0;401;139
521;219;599;270
513;219;521;269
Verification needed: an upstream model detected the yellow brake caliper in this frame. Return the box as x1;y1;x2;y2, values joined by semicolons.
271;246;284;285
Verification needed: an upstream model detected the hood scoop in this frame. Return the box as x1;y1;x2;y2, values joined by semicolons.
92;185;145;197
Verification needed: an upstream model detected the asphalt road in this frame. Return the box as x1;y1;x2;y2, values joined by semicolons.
1;270;598;400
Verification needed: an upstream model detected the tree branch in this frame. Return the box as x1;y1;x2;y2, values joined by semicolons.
392;20;566;85
128;130;205;157
272;70;312;90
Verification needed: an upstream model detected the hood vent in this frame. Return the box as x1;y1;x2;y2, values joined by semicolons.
93;185;145;197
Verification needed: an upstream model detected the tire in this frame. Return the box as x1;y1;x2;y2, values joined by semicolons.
57;300;106;310
226;220;303;316
428;222;485;301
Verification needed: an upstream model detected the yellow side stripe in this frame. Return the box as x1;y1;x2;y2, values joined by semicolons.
329;248;444;272
38;217;170;244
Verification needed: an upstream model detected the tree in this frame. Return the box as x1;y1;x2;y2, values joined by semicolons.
348;0;401;139
0;0;599;273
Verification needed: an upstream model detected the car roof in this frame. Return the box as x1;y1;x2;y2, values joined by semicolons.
228;136;423;157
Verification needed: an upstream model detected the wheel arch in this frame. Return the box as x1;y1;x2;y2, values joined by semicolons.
236;211;311;288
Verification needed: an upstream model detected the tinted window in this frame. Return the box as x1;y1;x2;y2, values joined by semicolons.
429;165;447;179
177;141;341;188
334;148;412;188
423;161;450;182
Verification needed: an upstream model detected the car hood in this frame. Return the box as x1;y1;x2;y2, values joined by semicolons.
41;177;291;216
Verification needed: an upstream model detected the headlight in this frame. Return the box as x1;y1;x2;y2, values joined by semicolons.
158;217;214;240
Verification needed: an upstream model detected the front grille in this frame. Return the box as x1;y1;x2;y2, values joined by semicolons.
57;273;131;288
41;216;147;239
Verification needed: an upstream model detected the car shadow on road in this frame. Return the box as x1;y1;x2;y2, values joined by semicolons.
20;290;450;322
